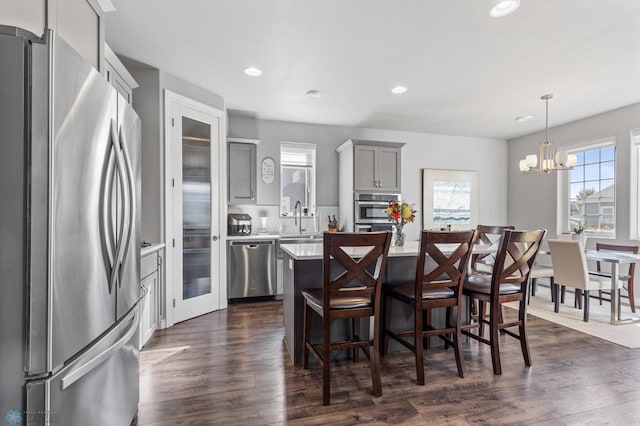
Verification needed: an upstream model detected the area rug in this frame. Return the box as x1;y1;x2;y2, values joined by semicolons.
504;284;640;349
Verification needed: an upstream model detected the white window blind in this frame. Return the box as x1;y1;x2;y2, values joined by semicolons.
281;142;315;167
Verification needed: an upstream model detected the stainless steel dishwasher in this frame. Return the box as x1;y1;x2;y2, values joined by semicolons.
228;239;276;299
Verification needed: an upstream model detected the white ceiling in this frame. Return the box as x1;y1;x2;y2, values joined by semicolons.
105;0;640;140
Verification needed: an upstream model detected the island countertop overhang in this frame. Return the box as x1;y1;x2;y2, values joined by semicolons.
279;241;421;260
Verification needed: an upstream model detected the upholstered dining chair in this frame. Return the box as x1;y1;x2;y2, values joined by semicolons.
462;229;545;375
594;243;639;313
301;231;392;405
547;239;614;322
383;230;477;385
528;260;554;304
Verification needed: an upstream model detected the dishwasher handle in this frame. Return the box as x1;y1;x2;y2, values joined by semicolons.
229;240;275;247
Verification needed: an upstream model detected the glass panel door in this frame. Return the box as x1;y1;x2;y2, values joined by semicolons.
166;91;221;324
182;116;211;299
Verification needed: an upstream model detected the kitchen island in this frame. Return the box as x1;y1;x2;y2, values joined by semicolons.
281;240;493;364
281;241;425;364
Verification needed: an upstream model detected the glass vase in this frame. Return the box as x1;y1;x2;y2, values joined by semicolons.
394;224;405;246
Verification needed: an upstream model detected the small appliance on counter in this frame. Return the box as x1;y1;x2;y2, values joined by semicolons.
258;216;269;234
228;213;252;235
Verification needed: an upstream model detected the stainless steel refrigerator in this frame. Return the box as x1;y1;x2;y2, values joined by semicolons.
0;26;141;425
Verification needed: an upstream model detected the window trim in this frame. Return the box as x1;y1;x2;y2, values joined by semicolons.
280;141;317;217
556;135;617;238
630;128;640;240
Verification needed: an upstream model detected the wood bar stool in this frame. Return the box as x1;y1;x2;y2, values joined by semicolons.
302;231;392;405
383;230;477;385
469;225;514;335
462;229;545;375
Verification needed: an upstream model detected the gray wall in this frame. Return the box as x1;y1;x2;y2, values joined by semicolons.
229;116;508;242
126;60;225;243
229;116;350;207
508;101;640;246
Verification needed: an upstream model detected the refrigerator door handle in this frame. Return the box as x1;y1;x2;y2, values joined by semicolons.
61;307;138;390
117;126;135;288
100;119;119;294
110;123;129;293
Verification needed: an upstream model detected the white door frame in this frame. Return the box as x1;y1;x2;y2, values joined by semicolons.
163;90;227;327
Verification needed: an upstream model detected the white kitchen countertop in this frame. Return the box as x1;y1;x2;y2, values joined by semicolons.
226;232;325;241
141;242;165;257
280;241;495;260
280;241;421;260
226;234;281;241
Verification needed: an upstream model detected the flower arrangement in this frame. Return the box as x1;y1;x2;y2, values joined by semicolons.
572;224;586;235
384;202;416;246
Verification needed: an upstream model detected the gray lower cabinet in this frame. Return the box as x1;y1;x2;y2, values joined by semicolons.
140;249;162;348
228;141;257;204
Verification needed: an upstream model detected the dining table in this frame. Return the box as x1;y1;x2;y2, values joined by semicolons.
584;249;640;325
539;246;640;325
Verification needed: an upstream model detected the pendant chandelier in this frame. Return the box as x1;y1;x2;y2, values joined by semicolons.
519;94;577;174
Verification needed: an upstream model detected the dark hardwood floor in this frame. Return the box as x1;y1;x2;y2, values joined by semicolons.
138;301;640;425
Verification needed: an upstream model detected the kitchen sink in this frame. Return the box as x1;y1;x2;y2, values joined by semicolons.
279;233;323;242
277;234;322;258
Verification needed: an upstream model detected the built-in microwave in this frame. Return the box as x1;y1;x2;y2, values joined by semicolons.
354;192;401;226
355;223;393;233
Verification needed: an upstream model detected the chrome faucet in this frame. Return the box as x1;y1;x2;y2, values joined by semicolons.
294;200;305;235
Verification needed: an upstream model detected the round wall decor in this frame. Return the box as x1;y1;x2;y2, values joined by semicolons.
261;157;275;184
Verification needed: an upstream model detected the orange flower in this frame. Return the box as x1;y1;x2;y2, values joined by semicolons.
385;202;416;226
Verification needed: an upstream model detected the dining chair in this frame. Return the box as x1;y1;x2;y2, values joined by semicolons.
470;225;515;274
594;243;639;313
462;229;545;375
469;225;515;335
528;263;554;304
547;239;614;322
301;231;392;405
383;230;477;385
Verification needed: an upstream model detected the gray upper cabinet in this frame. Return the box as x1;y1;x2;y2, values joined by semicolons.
228;140;257;204
105;44;138;104
354;144;402;192
2;0;106;72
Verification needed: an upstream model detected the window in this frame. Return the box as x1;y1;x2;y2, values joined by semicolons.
280;142;316;216
567;139;616;237
631;129;640;239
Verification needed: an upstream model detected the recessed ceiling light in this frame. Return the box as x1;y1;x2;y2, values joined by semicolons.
244;67;263;77
391;86;407;94
306;90;321;99
489;0;520;18
515;114;533;122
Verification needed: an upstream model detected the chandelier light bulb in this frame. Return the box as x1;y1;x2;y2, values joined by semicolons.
489;0;521;18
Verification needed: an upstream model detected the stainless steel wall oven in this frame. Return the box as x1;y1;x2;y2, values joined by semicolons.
354;192;401;231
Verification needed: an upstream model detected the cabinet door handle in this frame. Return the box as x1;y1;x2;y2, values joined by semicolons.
212;236;219;241
250;190;255;200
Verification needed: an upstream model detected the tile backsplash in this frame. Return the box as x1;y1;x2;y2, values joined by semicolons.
227;205;339;235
